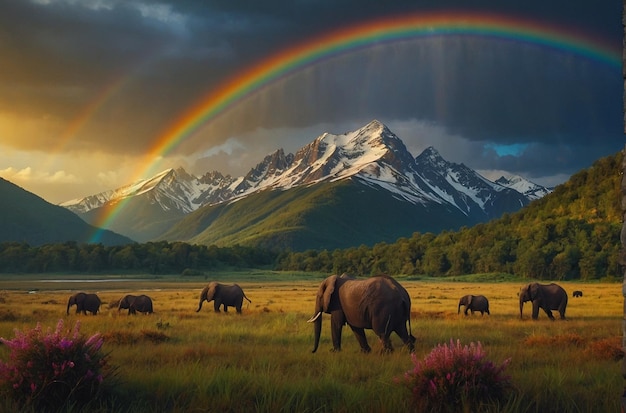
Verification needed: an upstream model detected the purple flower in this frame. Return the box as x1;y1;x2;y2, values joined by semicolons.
397;338;512;412
0;319;110;411
59;338;73;350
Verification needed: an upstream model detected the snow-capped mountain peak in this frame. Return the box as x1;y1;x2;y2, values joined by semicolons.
495;175;552;200
62;167;210;214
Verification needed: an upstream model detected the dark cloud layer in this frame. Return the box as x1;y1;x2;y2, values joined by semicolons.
0;0;622;194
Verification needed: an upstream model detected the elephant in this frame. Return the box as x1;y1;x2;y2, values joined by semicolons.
117;294;153;315
66;292;101;315
573;290;583;297
307;274;416;354
458;294;490;316
196;282;251;313
519;282;568;320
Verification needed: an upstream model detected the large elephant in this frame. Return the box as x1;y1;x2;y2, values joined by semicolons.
196;282;251;313
307;274;415;354
519;282;568;320
118;294;153;315
458;294;490;316
66;292;101;315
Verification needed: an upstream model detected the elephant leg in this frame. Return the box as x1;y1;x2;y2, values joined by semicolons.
532;302;540;319
223;305;229;312
236;306;242;314
543;308;555;320
464;307;469;316
379;334;394;354
349;326;371;353
372;316;397;353
330;311;345;352
393;325;416;353
213;301;221;312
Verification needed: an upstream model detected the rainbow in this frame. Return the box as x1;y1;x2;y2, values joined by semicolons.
89;11;621;242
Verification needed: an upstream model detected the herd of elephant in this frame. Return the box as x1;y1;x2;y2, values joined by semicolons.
65;276;579;354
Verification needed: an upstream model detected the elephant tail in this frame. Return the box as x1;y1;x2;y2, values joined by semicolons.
243;293;251;303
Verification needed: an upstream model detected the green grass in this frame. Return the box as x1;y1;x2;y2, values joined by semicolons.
0;275;622;412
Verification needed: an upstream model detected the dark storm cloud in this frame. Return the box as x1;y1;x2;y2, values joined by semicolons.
0;0;621;181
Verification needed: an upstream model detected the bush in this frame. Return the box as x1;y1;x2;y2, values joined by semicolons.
398;339;512;413
0;319;111;412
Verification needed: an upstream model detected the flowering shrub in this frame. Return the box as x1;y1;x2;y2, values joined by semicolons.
0;319;110;411
398;339;512;412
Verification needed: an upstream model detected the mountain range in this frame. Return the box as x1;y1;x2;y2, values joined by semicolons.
60;120;550;250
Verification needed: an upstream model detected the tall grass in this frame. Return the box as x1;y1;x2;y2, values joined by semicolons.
0;278;622;412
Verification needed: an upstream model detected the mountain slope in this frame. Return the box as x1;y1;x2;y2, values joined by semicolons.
159;178;471;250
414;147;531;219
0;178;132;246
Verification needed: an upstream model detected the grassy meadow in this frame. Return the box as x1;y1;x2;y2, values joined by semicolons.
0;273;623;412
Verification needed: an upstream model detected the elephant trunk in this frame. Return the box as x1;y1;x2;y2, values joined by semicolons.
457;302;462;315
196;294;205;312
308;311;322;353
66;299;72;315
519;297;524;319
196;288;209;312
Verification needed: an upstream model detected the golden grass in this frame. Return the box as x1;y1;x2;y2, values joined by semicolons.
0;277;623;412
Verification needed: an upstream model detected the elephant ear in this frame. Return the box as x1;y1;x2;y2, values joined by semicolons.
468;295;473;305
529;283;539;300
206;283;218;301
322;275;338;312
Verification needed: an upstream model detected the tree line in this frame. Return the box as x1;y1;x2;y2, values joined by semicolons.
0;215;618;280
0;241;277;274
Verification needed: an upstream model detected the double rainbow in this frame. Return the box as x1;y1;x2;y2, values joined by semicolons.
90;11;621;242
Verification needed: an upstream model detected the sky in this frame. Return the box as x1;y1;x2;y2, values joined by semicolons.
0;0;622;204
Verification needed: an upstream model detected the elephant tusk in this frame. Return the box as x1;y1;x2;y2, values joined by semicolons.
307;312;322;323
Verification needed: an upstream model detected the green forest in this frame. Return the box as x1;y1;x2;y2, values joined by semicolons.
0;151;622;280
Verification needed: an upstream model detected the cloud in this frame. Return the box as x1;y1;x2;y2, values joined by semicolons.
0;166;81;184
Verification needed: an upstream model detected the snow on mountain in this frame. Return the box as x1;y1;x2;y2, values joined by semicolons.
414;147;530;217
62;120;549;222
495;175;553;200
224;120;441;206
62;168;212;214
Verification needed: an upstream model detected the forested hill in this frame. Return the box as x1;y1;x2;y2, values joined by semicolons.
276;150;623;280
519;152;620;225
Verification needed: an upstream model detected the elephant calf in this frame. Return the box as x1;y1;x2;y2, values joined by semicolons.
458;294;490;316
573;290;583;297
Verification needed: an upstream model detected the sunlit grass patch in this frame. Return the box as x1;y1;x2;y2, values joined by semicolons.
524;332;586;347
584;336;624;361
